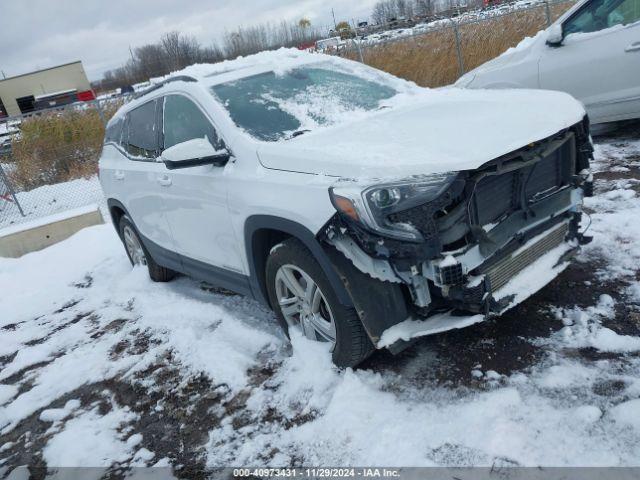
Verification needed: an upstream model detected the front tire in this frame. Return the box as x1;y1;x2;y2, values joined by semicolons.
266;238;374;367
118;215;175;282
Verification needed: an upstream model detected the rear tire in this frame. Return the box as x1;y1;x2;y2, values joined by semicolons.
266;238;374;368
118;215;175;282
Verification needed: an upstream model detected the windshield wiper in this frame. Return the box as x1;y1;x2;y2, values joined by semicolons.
288;129;310;139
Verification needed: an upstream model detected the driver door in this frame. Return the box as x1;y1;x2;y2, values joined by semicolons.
158;93;246;277
539;0;640;123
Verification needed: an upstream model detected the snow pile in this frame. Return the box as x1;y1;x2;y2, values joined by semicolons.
0;386;18;407
43;406;138;468
552;305;640;353
39;399;81;423
608;399;640;430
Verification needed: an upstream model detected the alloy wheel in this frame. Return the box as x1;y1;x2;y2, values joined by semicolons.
274;264;336;347
123;225;147;266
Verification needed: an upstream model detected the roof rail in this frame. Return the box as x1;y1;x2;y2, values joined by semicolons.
134;75;198;99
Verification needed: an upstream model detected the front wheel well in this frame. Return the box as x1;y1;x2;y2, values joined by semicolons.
245;216;354;308
250;228;292;307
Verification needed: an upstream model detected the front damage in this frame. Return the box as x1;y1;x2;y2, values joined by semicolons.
319;118;595;351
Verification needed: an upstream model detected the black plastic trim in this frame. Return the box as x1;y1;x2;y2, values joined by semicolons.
244;215;354;308
324;245;408;344
163;153;230;170
138;231;184;274
134;76;198;100
173;247;252;297
106;198;128;231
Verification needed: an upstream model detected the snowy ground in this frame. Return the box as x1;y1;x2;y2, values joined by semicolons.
1;123;640;475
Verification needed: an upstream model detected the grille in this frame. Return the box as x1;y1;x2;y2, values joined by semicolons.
390;134;574;238
473;170;518;225
525;153;562;201
481;222;569;292
437;262;464;285
472;136;574;227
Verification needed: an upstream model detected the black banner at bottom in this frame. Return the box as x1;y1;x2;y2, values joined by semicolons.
3;466;640;480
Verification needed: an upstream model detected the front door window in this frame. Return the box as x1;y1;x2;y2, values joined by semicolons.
564;0;640;36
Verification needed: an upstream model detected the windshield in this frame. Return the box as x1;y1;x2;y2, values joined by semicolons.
210;65;397;141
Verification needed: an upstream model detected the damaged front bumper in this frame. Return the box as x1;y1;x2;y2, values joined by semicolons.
378;229;577;349
321;119;594;351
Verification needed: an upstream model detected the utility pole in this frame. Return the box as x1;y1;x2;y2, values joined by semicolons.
1;71;5;79
351;19;365;64
331;8;337;30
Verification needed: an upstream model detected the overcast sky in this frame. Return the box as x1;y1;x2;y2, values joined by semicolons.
1;0;378;81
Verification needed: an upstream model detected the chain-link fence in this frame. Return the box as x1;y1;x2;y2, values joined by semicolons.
0;96;130;230
335;0;577;88
0;162;24;225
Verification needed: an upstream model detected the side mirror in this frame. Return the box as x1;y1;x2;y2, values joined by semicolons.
546;24;564;46
161;137;230;170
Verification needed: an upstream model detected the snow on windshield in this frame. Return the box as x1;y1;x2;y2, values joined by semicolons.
210;65;397;141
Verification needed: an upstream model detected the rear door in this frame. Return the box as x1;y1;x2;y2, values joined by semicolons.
158;94;246;278
539;0;640;122
119;99;177;264
100;115;127;208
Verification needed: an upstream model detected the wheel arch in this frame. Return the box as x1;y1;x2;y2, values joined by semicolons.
244;215;354;308
106;198;129;235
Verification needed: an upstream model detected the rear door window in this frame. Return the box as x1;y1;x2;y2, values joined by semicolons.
125;100;158;160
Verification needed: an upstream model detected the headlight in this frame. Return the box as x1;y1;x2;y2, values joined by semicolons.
329;173;458;242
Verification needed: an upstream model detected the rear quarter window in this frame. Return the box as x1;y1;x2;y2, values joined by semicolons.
105;117;124;145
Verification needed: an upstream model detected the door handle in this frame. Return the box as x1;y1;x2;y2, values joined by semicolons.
625;42;640;52
157;175;172;187
114;171;125;181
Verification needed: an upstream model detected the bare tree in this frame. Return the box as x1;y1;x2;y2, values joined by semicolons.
414;0;434;16
99;20;323;89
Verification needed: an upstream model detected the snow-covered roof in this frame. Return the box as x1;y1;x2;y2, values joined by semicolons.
111;48;417;124
147;48;407;88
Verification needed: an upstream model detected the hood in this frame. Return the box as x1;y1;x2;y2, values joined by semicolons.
256;88;585;179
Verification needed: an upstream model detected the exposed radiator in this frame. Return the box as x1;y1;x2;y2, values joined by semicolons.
481;222;569;292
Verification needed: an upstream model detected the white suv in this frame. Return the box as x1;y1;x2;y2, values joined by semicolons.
99;50;593;367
